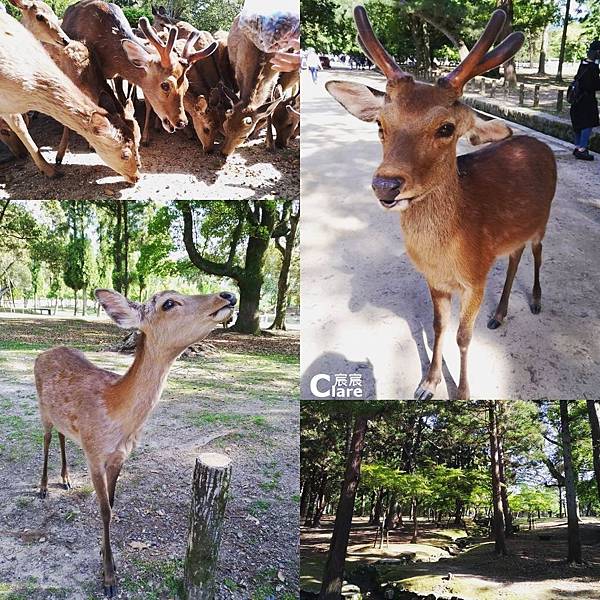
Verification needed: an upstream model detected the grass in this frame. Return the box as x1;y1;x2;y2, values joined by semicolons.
119;557;184;599
249;499;271;517
188;411;276;431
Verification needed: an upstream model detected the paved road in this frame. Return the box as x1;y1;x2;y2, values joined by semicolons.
300;68;600;400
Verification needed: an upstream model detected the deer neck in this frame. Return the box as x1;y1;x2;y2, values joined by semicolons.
110;333;180;432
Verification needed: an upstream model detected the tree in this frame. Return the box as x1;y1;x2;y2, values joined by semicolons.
489;400;507;555
556;0;571;82
319;410;369;600
560;400;582;564
587;400;600;501
180;201;285;335
269;200;299;330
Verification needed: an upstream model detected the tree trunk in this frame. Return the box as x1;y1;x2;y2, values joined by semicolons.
371;487;384;526
489;401;507;555
184;453;231;599
586;400;600;501
300;478;312;521
556;0;571;82
123;202;129;297
560;400;583;564
537;25;548;75
82;285;87;316
269;204;298;330
319;414;369;600
497;408;513;537
384;494;397;530
496;0;518;87
411;498;418;543
73;289;78;316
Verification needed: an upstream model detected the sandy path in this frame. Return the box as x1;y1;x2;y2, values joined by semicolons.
0;113;299;201
300;68;600;400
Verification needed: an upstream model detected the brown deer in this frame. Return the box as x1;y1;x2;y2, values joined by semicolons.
221;15;286;157
7;0;141;168
35;288;237;597
61;0;217;145
0;116;28;159
326;6;557;400
269;90;300;149
0;10;141;181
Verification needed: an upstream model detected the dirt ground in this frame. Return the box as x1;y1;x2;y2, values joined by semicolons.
0;111;299;201
0;316;299;599
301;516;600;600
300;68;600;400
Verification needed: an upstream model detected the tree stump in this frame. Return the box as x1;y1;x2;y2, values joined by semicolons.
184;453;232;600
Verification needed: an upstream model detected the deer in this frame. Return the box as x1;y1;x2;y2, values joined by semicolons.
7;0;141;168
0;116;28;159
270;91;300;149
61;0;217;146
326;6;557;401
0;10;141;181
221;15;287;157
34;288;237;597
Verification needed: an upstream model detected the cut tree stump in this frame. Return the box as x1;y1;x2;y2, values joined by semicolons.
184;452;232;600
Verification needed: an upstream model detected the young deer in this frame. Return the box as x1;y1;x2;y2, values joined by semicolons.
35;288;237;597
0;11;141;181
61;1;217;145
326;6;557;400
7;0;141;168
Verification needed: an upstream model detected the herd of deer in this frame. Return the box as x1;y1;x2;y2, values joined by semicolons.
0;0;300;183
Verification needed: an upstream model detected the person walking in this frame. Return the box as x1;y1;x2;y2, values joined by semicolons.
306;47;322;83
570;41;600;161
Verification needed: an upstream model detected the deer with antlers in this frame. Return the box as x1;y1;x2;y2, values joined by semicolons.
61;0;217;146
326;6;557;400
0;10;141;181
35;288;237;597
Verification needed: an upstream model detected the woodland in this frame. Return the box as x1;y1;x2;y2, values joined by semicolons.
301;400;600;600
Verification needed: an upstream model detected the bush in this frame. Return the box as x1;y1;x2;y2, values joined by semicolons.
121;6;153;28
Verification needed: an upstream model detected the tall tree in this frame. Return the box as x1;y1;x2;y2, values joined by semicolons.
556;0;571;82
587;400;600;501
560;400;582;564
319;411;369;600
489;400;507;555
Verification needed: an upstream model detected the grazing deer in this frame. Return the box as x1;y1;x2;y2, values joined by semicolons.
7;0;141;168
61;0;217;145
326;6;557;400
221;15;286;157
35;288;237;597
270;91;300;149
0;10;141;181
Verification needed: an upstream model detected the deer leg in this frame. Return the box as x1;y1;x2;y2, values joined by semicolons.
265;115;275;151
415;287;451;400
531;241;543;314
113;77;127;106
488;245;525;329
456;286;484;400
2;114;57;177
58;432;71;490
90;467;117;597
55;127;71;165
39;425;53;499
106;455;125;510
142;100;153;147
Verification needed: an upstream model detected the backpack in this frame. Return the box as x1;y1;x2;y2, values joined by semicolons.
567;62;591;105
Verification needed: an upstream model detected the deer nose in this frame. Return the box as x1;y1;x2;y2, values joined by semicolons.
175;119;187;130
372;176;404;202
219;292;237;306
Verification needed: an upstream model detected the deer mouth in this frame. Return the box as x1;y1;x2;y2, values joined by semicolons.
210;305;235;323
379;197;414;211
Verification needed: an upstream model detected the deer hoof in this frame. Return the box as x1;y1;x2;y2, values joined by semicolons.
103;583;117;598
487;317;503;329
39;489;47;499
530;302;541;315
414;385;434;401
62;482;71;490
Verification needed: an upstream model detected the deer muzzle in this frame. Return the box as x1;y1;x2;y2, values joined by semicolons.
372;176;405;207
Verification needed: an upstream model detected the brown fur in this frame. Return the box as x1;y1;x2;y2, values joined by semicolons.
34;289;236;596
326;7;557;400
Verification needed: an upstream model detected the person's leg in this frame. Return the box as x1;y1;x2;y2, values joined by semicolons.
580;127;592;149
574;130;582;148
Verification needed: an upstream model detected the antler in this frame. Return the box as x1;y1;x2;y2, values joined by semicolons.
181;33;218;66
354;5;412;82
138;17;177;69
440;10;525;95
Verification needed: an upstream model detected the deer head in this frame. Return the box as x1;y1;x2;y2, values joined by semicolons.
8;0;70;46
122;19;217;134
326;6;524;212
220;95;282;157
89;91;141;183
95;289;237;354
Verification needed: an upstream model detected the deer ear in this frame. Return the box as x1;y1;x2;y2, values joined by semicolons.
95;289;143;329
466;116;512;146
8;0;32;9
195;95;208;112
326;80;385;122
255;98;282;120
122;40;150;70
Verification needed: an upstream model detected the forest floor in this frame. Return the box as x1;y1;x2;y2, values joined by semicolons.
0;111;299;201
0;315;300;599
301;516;600;600
301;68;600;400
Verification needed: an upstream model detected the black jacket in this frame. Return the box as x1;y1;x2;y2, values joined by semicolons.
570;60;600;131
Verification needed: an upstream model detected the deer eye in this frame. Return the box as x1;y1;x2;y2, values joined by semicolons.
162;299;176;311
36;14;46;21
203;127;210;134
376;119;384;138
161;82;170;92
243;116;253;126
436;122;455;138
